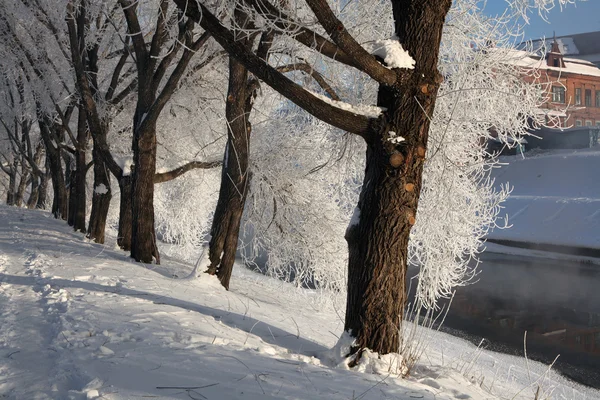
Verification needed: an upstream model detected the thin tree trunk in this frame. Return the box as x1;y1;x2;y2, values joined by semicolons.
38;118;68;219
6;162;17;206
27;144;45;209
118;175;133;250
344;0;450;358
207;55;252;289
14;160;29;207
27;174;39;208
69;106;89;232
36;160;50;210
46;143;68;219
87;150;112;243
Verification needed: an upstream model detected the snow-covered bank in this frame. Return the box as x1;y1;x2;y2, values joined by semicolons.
0;205;597;399
487;148;600;256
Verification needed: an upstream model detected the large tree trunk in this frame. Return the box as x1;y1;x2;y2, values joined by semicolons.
206;8;259;289
207;56;251;288
131;119;158;263
118;175;133;251
344;0;450;358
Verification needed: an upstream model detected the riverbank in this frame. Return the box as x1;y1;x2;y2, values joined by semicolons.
486;148;600;258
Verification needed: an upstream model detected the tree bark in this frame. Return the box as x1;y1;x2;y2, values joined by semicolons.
207;58;252;288
344;0;451;358
36;160;50;210
131;118;158;263
27;174;39;208
27;143;44;209
69;106;89;232
87;147;112;243
14;159;29;207
39;119;68;219
6;161;17;206
206;7;260;289
118;175;133;250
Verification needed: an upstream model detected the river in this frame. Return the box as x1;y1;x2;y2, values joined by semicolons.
413;252;600;388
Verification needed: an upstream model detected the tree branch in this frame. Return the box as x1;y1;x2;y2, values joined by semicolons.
118;0;149;71
106;37;132;102
303;0;396;85
276;62;340;100
171;0;376;138
154;159;221;183
241;0;355;67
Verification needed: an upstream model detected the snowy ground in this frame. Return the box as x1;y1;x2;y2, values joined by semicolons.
0;205;598;399
487;148;600;253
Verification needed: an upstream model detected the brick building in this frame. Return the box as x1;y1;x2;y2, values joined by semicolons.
513;36;600;128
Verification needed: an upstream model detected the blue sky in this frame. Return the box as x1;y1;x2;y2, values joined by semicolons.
483;0;600;40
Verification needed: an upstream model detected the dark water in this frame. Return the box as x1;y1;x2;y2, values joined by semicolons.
410;252;600;389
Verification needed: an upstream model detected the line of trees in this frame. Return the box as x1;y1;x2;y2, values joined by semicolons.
0;0;572;367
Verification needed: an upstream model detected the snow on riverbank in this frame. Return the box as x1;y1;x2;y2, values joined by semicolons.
0;205;597;399
487;148;600;253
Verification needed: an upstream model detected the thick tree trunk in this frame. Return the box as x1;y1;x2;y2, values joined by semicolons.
131;120;158;263
87;150;112;243
118;175;133;251
207;54;252;289
344;0;451;358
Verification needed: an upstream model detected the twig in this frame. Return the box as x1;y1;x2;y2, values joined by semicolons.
156;383;219;390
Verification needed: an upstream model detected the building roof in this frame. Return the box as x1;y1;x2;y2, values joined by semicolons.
522;31;600;67
500;48;600;78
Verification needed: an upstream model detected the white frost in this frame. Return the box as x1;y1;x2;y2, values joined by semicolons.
116;156;134;176
370;36;415;69
387;131;405;144
94;184;108;195
308;90;385;118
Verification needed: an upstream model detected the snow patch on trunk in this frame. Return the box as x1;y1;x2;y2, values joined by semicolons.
94;184;108;195
116;156;134;177
370;36;415;69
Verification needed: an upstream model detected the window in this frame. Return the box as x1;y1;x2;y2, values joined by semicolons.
576;120;583;127
575;88;582;105
586;89;592;106
596;121;600;127
586;120;593;127
552;86;565;103
596;91;600;107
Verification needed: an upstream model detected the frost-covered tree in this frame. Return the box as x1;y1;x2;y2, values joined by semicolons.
172;0;576;363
